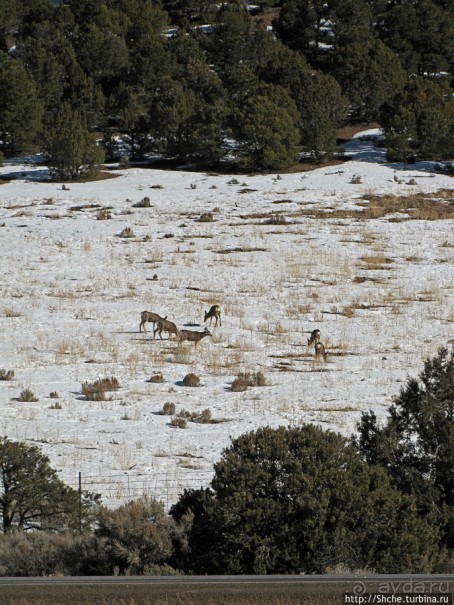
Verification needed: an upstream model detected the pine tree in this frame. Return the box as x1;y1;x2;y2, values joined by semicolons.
0;437;89;532
0;58;43;154
357;347;454;551
231;85;301;171
172;425;440;573
43;102;105;180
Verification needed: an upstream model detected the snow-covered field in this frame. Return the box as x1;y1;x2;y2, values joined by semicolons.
0;131;453;507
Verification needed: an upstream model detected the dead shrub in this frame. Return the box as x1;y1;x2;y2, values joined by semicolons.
192;408;213;424
183;373;201;387
148;373;164;383
265;213;287;225
119;227;135;238
170;416;188;429
231;371;268;392
96;208;112;220
0;369;14;380
18;388;38;402
199;212;214;222
162;402;176;415
133;197;151;208
82;376;120;401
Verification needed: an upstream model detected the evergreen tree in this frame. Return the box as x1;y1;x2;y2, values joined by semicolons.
0;437;94;533
0;58;43;154
43;102;105;180
172;425;440;573
231;88;301;171
299;71;348;159
377;0;453;76
356;347;454;551
273;0;329;60
331;37;407;121
380;79;454;162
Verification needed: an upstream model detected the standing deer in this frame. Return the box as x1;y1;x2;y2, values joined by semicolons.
307;329;321;347
204;305;221;327
178;327;212;349
139;311;167;333
153;319;179;341
314;342;328;362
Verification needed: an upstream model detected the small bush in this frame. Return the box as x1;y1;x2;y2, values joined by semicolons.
231;371;268;392
200;212;214;222
119;227;135;238
266;213;287;225
148;373;164;383
183;373;201;387
192;408;212;424
82;376;120;401
170;417;187;429
231;376;248;392
350;174;362;184
133;197;151;208
162;402;176;415
49;401;62;409
49;391;59;398
0;369;14;381
97;208;112;220
18;388;38;402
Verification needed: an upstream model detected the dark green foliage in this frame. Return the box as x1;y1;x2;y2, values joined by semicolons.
331;38;407;121
377;0;453;76
172;425;440;573
381;79;454;162
0;437;98;533
43;102;105;180
2;0;452;168
95;496;176;575
356;347;454;551
0;58;43;154
231;84;301;170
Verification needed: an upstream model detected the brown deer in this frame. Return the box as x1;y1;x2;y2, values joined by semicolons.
153;319;179;341
204;305;221;327
139;311;167;333
307;329;321;347
178;327;212;349
314;342;327;362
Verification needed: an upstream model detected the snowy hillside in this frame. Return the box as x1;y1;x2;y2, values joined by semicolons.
0;130;452;507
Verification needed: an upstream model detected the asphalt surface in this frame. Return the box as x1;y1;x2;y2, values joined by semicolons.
0;575;452;605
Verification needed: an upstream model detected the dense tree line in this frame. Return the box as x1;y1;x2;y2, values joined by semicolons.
0;348;452;574
0;0;452;172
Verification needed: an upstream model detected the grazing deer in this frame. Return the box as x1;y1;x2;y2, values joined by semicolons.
139;311;167;333
153;319;179;341
178;327;212;349
204;305;221;327
314;342;327;362
307;329;321;347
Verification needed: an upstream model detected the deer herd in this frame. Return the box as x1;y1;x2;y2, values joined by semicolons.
139;305;328;361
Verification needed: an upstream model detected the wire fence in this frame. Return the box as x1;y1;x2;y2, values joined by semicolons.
63;470;214;509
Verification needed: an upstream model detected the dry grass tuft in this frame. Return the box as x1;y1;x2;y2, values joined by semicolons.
0;369;15;380
231;371;268;392
18;388;39;402
82;376;120;401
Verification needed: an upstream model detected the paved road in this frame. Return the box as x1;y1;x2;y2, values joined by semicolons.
0;574;452;605
0;574;453;585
